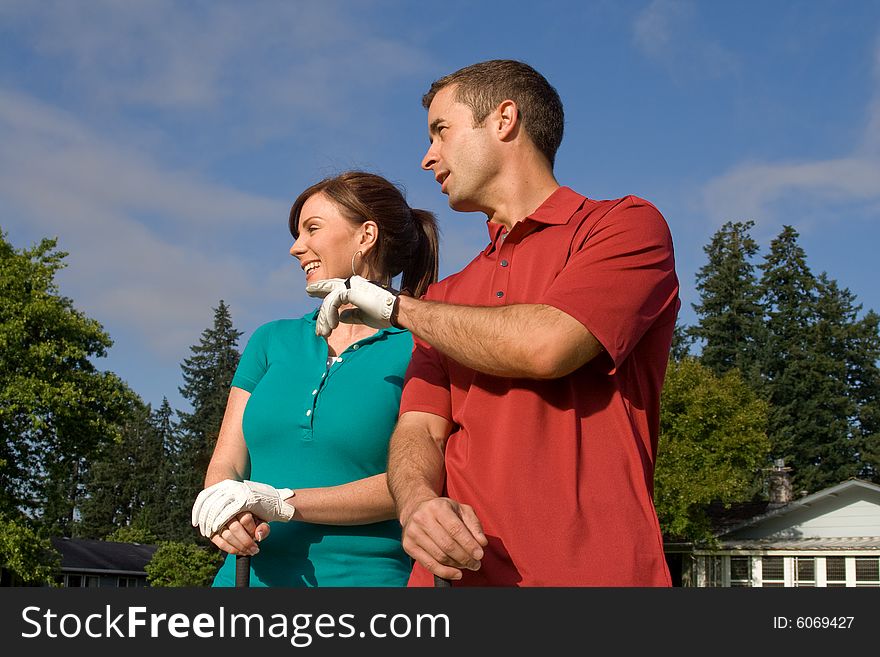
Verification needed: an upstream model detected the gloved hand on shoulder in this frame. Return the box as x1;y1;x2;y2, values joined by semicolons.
306;275;401;337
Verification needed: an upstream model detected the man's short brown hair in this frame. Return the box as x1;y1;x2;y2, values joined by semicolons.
422;59;564;167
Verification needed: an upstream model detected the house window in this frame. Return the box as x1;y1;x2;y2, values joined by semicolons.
729;556;751;587
854;557;879;587
62;574;99;587
761;556;785;587
795;557;815;587
825;557;847;587
705;556;723;587
118;576;139;588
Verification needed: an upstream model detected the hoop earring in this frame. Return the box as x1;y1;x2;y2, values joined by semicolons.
351;250;363;277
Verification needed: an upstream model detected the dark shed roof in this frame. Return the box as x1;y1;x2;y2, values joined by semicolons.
51;537;159;575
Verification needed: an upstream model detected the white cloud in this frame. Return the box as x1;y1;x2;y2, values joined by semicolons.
0;91;279;230
633;0;739;80
633;0;686;59
0;0;437;404
2;1;429;123
0;89;294;358
700;38;880;230
701;157;880;227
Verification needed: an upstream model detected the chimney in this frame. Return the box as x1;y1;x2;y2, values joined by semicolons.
767;458;793;508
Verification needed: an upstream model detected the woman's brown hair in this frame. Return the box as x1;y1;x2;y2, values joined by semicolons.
289;171;439;298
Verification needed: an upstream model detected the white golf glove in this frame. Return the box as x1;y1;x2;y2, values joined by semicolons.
191;479;296;538
306;275;400;338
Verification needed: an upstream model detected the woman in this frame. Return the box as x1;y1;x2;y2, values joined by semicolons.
191;171;439;586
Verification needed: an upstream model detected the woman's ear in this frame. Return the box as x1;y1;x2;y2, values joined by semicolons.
359;220;379;253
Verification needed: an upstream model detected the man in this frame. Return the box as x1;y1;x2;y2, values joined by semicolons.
309;60;679;586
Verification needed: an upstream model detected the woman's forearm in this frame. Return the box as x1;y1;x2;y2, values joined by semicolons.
290;473;396;525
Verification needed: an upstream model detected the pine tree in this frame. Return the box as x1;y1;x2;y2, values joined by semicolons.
682;223;880;493
836;302;880;484
854;320;880;481
757;226;828;492
690;221;765;381
153;397;182;461
146;397;186;540
78;401;167;538
803;275;864;489
173;301;242;542
670;321;693;362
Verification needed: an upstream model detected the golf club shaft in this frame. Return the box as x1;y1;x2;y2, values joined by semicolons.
235;554;251;587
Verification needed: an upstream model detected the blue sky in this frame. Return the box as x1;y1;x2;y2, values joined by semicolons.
2;0;879;413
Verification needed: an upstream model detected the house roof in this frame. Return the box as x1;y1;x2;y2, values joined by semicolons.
714;536;880;551
51;537;159;576
705;501;773;536
712;479;880;538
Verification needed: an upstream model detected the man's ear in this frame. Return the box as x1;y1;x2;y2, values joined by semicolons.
495;99;520;141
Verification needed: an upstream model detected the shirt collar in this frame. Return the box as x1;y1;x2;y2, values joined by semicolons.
483;186;587;252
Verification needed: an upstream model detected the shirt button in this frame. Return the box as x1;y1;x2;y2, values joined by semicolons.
496;291;504;298
336;357;343;362
500;260;509;267
352;344;359;350
306;409;312;417
312;389;318;395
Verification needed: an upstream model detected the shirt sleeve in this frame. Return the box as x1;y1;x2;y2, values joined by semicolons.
399;282;454;421
230;322;273;392
399;336;452;420
541;196;679;372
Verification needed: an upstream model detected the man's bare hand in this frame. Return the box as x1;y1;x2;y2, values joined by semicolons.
400;497;488;581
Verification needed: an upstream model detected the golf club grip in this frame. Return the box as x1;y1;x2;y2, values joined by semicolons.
235;554;251;588
434;574;452;587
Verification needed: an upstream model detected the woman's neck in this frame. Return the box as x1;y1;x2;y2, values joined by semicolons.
325;305;379;356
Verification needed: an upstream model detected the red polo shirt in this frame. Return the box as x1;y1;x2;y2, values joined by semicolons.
400;186;679;586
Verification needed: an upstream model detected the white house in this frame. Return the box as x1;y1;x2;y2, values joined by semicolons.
682;476;880;587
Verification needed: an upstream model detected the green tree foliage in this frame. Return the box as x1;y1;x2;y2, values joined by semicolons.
656;358;770;543
78;400;169;539
690;221;765;381
0;515;60;585
105;525;157;544
147;397;187;540
172;301;242;542
757;226;858;493
0;232;137;533
145;541;223;587
670;321;693;362
684;222;880;494
849;309;880;482
800;275;865;488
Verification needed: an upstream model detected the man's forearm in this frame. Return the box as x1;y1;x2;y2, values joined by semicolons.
387;421;447;524
394;296;602;378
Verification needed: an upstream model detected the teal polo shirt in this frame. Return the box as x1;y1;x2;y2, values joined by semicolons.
212;309;412;587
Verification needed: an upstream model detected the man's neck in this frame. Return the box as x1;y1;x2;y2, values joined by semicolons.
485;173;560;231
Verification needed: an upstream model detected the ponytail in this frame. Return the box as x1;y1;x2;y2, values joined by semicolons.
400;208;440;298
